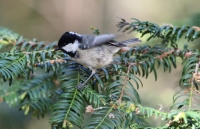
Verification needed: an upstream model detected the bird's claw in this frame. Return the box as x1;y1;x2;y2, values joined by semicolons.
76;83;85;90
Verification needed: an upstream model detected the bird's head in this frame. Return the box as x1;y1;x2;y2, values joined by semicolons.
55;31;82;58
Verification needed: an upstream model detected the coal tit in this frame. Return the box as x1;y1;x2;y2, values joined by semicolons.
55;32;141;89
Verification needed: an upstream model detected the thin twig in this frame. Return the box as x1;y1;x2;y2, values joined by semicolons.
22;49;55;54
34;59;66;67
117;64;132;103
188;60;200;111
17;41;57;48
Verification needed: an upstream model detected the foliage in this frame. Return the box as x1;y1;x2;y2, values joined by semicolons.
1;18;200;129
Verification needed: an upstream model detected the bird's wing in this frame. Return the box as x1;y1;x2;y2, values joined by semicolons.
79;34;117;49
105;38;141;48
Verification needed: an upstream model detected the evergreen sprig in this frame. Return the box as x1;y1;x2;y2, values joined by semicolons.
0;17;200;129
117;18;200;47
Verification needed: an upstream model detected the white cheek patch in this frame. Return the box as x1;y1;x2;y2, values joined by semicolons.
62;40;79;52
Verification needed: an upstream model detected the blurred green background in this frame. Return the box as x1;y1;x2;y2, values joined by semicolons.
0;0;200;128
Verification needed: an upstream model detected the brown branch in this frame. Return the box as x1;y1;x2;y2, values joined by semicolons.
17;41;57;49
22;49;55;54
34;59;66;67
117;64;132;103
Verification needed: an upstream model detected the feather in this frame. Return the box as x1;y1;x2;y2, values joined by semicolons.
119;38;141;44
92;34;117;46
79;34;117;49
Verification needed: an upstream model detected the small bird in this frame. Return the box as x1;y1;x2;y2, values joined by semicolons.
55;32;141;89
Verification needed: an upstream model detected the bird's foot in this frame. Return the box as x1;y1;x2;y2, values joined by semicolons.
76;83;85;90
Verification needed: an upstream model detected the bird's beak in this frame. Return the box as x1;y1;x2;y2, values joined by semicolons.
54;48;60;52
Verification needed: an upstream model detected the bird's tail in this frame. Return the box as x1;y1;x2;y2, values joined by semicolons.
109;38;141;47
119;38;141;46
